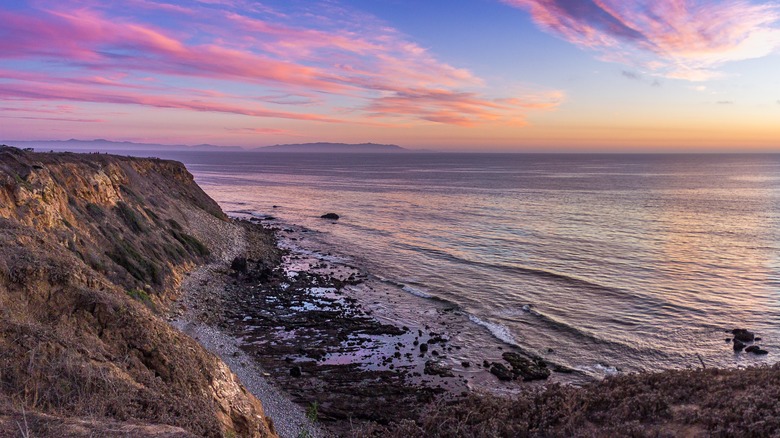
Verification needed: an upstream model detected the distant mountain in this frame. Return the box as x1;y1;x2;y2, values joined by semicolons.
1;139;415;154
256;142;409;153
3;139;246;153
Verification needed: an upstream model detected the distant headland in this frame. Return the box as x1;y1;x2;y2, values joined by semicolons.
3;139;414;153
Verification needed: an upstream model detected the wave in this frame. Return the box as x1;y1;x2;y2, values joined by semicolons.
467;314;520;347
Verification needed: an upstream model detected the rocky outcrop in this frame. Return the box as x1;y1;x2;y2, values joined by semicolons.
0;146;276;437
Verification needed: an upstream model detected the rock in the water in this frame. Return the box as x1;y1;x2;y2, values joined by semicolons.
489;363;514;381
732;329;755;342
320;213;340;220
733;339;746;352
461;361;471;368
419;343;428;353
424;360;454;377
502;352;550;381
483;360;491;368
290;366;302;377
745;345;769;355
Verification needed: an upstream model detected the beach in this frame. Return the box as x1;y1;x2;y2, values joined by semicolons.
168;216;568;436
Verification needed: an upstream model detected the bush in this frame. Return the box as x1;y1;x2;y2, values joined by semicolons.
114;202;147;234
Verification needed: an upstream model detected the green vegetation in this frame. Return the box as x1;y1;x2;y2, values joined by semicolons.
170;229;209;257
13;173;33;191
119;185;143;203
114;202;147;234
107;239;162;285
297;401;319;438
126;289;156;310
85;202;104;219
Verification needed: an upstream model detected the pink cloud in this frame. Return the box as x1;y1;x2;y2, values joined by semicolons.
505;0;780;80
225;127;303;136
365;88;563;126
0;81;345;123
0;1;561;128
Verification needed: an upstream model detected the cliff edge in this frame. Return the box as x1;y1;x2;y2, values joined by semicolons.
0;146;276;437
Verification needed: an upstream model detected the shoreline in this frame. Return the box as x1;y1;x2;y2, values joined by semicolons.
170;212;780;437
171;215;580;435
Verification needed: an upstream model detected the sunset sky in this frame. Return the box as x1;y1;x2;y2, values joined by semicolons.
1;0;779;151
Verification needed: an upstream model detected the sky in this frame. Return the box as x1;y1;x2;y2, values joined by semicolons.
1;0;779;151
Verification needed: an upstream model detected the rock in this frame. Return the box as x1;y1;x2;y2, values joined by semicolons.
483;360;491;368
230;256;248;273
755;337;762;342
552;364;575;373
424;360;454;377
726;338;732;343
754;349;769;355
733;339;746;352
732;329;755;342
502;352;550;381
489;363;514;381
320;213;340;220
745;346;759;353
290;366;302;377
419;343;428;353
461;361;471;368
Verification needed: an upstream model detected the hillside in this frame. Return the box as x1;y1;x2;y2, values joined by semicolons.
0;146;276;437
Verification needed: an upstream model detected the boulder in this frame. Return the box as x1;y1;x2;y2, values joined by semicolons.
320;213;340;220
419;343;428;353
290;366;302;377
733;339;746;352
230;256;248;273
732;329;755;342
424;360;454;377
502;352;551;381
745;345;759;353
489;363;514;381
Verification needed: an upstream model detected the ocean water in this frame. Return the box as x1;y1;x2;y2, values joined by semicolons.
160;152;780;378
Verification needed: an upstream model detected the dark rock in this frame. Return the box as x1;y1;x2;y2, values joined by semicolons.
733;339;746;352
552;364;575;373
725;338;732;343
755;337;762;342
461;361;471;368
489;363;514;381
424;360;454;377
732;329;755;342
230;256;248;273
502;352;550;381
754;349;769;355
320;213;340;220
419;343;428;353
745;346;759;353
290;366;302;377
483;360;491;368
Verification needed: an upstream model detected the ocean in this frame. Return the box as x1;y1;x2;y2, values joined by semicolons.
158;151;780;380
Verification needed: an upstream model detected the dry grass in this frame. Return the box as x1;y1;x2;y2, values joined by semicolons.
352;364;780;437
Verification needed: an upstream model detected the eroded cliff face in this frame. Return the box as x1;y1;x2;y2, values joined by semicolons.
0;146;276;437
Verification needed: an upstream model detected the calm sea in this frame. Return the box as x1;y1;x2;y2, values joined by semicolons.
159;152;780;377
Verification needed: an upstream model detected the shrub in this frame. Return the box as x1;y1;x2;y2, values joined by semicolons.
114;202;147;234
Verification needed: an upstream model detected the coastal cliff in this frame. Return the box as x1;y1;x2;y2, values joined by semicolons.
0;146;276;437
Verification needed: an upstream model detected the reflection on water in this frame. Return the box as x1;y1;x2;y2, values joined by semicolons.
160;152;780;374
